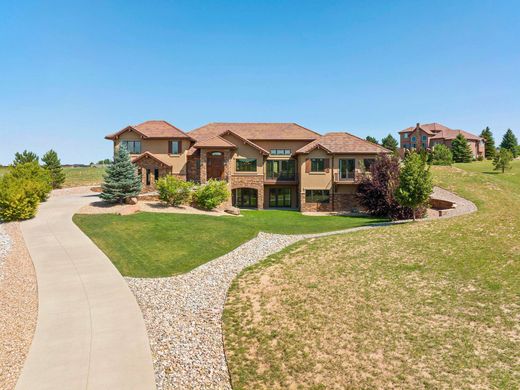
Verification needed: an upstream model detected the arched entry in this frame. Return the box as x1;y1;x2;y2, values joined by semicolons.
232;188;258;208
207;151;224;179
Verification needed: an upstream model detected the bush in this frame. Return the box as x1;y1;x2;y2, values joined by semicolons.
157;175;193;206
9;161;52;202
0;174;40;221
431;144;453;166
192;179;229;210
356;154;419;220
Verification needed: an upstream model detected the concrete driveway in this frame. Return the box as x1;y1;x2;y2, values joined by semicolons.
16;188;156;390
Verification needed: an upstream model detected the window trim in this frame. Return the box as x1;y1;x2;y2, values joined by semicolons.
310;158;326;173
305;189;330;204
120;140;141;154
235;158;257;172
270;149;291;156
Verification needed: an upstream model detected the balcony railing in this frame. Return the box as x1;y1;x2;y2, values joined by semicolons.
265;173;297;182
334;171;364;183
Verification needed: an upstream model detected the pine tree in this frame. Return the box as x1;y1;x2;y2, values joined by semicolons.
100;146;141;204
493;149;513;173
13;150;39;166
480;127;496;159
42;149;66;189
395;152;433;221
451;133;473;163
366;136;379;144
381;134;398;152
500;129;518;157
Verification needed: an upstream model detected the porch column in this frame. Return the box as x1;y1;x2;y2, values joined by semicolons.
200;150;207;184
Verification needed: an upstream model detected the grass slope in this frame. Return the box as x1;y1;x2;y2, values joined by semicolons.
73;211;384;277
0;166;105;187
223;161;520;390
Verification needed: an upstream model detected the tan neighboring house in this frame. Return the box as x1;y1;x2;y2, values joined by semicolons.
399;122;485;158
106;121;390;212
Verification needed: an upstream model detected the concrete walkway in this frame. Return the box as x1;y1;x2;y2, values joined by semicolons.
16;188;156;390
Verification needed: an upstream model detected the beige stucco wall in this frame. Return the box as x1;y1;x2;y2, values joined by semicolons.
298;149;333;189
113;129;191;174
222;133;265;176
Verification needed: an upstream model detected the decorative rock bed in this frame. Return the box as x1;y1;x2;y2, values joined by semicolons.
123;186;477;389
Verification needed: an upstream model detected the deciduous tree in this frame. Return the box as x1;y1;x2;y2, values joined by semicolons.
395;152;433;221
493;148;513;173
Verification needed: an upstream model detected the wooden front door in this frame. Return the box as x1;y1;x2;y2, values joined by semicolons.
207;152;224;179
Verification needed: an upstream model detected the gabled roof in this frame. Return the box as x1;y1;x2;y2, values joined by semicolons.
131;151;172;167
189;122;321;141
398;122;483;141
220;130;269;155
430;129;483;141
106;120;194;140
193;136;237;149
295;132;391;154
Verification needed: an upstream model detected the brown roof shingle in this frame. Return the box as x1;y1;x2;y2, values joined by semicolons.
106;120;193;140
296;132;391;154
398;122;482;141
189;123;321;141
193;136;236;149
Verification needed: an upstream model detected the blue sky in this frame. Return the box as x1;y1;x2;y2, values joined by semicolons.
1;0;519;164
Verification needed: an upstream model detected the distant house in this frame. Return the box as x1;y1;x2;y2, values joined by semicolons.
399;123;485;158
105;121;390;212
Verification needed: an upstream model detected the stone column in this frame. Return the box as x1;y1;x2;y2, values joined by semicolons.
200;150;207;184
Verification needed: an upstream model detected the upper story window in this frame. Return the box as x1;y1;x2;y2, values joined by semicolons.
270;149;291;155
310;158;326;172
120;140;141;154
339;159;355;179
404;133;409;139
422;135;427;142
170;140;181;155
266;159;296;180
236;158;257;172
411;136;417;142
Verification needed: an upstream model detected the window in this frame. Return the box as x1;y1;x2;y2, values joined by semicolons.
403;143;410;149
305;190;330;203
146;169;151;186
170;140;181;155
154;168;159;182
234;188;258;208
270;149;291;155
404;133;409;139
310;158;325;172
422;143;427;149
266;159;296;180
411;136;417;142
120;140;141;154
422;135;427;142
412;143;416;148
211;151;223;156
236;158;257;172
363;159;375;171
339;159;355;179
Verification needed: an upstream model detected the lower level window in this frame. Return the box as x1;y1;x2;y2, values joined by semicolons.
305;189;330;203
236;158;257;172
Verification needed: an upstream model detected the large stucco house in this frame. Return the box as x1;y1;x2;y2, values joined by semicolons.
399;122;485;158
105;121;390;212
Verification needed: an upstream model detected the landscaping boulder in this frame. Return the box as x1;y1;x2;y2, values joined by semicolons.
125;197;138;205
224;206;240;216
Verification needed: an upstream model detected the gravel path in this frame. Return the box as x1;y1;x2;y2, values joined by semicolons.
127;187;477;390
0;223;38;389
429;186;477;218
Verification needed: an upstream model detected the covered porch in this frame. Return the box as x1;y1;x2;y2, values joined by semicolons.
131;152;172;191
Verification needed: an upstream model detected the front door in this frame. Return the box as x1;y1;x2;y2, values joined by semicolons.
207;152;224;179
269;188;291;208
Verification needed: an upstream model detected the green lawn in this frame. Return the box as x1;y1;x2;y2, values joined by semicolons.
0;165;105;187
73;211;384;277
223;161;520;389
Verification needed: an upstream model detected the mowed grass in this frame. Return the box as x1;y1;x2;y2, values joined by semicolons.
73;211;384;277
223;161;520;390
0;165;105;187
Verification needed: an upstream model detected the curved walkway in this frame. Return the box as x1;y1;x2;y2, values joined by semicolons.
16;188;155;390
127;186;477;389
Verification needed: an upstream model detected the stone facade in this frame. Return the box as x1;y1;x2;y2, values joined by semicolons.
333;193;362;212
299;192;333;212
134;155;171;192
230;175;265;209
186;156;200;183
